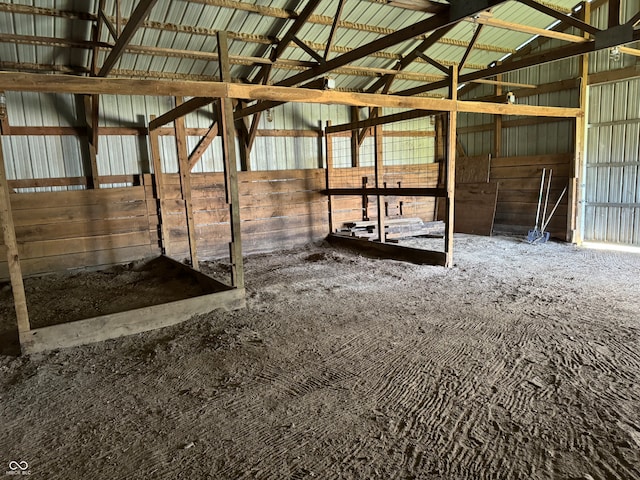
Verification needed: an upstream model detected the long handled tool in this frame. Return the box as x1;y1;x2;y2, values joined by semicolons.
527;168;547;243
540;186;568;234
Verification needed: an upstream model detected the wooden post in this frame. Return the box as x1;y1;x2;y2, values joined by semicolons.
571;1;590;245
0;135;30;334
218;31;244;289
325;120;334;234
174;96;199;270
494;69;503;158
350;106;360;167
445;67;458;267
82;95;100;189
148;114;169;255
374;111;385;243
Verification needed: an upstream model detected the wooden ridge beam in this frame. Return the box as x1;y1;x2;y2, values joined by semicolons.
98;0;159;76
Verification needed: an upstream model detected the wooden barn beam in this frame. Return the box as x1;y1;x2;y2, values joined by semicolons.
445;67;458;269
0;71;584;118
98;0;159;76
0;2;517;55
149;97;216;131
0;133;30;335
571;1;591;245
0;91;9;135
398;26;640;96
324;0;346;61
188;119;219;171
274;0;506;88
517;0;600;34
218;31;244;289
460;24;484;72
366;23;456;94
147;114;169;255
174;96;199;270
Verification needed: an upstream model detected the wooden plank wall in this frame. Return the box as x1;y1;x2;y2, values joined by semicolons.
330;163;440;229
160;169;328;259
0;184;158;280
0;169;329;280
490;154;572;240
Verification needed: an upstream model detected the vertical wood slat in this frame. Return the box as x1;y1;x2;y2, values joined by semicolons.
374;116;385;243
445;67;458;267
174;96;199;270
572;1;591;245
325;120;334;234
218;31;244;289
0;135;30;333
494;70;503;159
148;114;169;255
350;106;360;168
83;95;100;189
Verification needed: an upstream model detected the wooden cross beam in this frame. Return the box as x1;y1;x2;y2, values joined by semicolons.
98;0;159;76
398;26;640;96
366;23;456;94
275;0;506;89
517;0;600;35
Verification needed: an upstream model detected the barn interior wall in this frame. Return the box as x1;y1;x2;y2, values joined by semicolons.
0;93;441;277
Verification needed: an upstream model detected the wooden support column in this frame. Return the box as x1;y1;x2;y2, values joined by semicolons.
374;111;385;243
0;134;30;334
350;107;360;167
494;70;503;158
325;121;334;234
174;97;198;270
82;95;100;188
148;114;169;255
445;67;458;268
218;31;244;289
571;1;590;245
0;91;10;135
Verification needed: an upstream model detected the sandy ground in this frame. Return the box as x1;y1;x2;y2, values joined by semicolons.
1;234;639;479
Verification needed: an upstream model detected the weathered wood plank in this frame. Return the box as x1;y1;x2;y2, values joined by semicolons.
20;287;245;354
454;182;498;236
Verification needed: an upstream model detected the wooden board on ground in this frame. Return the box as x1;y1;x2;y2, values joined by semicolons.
18;255;246;354
454;182;499;236
327;233;446;266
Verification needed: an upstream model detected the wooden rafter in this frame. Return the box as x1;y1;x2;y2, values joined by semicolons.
275;0;506;89
416;51;449;74
98;0;159;76
367;24;456;94
517;0;600;34
324;0;346;61
0;2;517;55
460;23;484;72
398;26;640;96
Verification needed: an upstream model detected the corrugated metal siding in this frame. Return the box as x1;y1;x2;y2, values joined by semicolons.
584;78;640;245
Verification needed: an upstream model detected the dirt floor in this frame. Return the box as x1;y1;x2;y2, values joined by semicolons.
1;234;639;479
